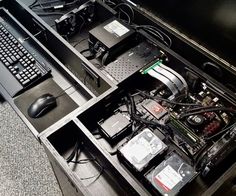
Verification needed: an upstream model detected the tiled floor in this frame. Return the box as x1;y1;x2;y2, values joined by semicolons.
0;101;62;196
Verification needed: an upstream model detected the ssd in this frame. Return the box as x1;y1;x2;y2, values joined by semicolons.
119;128;167;172
145;153;197;196
98;112;131;143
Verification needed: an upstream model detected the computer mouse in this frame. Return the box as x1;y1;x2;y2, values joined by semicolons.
27;93;57;118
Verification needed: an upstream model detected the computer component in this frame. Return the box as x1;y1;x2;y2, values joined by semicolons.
198;125;236;177
154;63;188;94
118;128;167;172
132;98;170;127
102;41;162;82
0;23;51;97
98;111;132;143
145;153;197;196
55;1;95;37
141;61;188;99
168;118;206;156
27;93;57;118
88;17;135;63
148;68;179;99
186;114;205;127
141;99;169;124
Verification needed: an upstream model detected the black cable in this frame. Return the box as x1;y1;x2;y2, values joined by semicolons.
128;121;141;140
95;47;105;59
205;123;236;140
54;82;80;99
137;90;200;107
66;140;80;163
67;145;104;183
140;27;169;47
29;0;39;8
194;148;208;171
128;93;136;114
144;27;165;41
114;3;134;22
30;0;61;9
118;8;131;24
72;37;88;47
31;0;81;10
21;30;44;42
179;142;193;161
82;74;87;85
63;0;81;7
143;25;172;47
102;0;116;7
50;24;56;28
179;107;236;119
80;159;104;182
128;94;166;129
183;105;220;112
80;48;95;60
134;25;172;47
35;12;64;17
77;15;86;33
83;167;104;186
101;51;109;66
70;158;96;164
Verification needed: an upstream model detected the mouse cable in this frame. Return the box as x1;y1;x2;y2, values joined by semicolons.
54;82;82;100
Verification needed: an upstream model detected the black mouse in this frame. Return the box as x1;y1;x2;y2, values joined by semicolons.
28;93;57;118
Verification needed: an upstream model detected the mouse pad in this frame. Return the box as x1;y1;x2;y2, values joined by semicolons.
14;78;78;133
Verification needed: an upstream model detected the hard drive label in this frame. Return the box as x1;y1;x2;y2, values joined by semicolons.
155;165;182;191
104;20;129;37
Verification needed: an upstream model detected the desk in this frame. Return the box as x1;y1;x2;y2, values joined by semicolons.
1;1;236;196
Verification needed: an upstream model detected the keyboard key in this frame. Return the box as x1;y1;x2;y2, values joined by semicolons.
6;57;13;64
30;74;37;80
14;65;19;70
15;74;21;80
18;51;23;56
22;79;30;85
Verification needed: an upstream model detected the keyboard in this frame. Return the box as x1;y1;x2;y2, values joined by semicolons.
0;23;51;97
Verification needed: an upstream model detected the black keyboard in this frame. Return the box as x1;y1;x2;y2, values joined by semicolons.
0;23;51;97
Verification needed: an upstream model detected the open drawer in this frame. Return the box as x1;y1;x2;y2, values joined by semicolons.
40;42;236;194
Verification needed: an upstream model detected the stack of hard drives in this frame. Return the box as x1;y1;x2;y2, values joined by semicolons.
117;128;197;195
